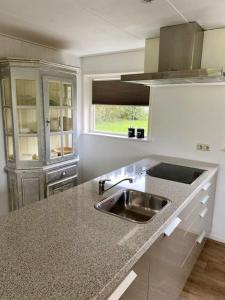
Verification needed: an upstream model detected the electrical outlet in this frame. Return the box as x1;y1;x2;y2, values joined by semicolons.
196;144;211;151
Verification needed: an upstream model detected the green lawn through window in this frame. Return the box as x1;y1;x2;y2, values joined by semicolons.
94;105;149;136
95;120;148;135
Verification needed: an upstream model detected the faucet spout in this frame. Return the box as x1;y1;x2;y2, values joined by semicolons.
99;177;133;195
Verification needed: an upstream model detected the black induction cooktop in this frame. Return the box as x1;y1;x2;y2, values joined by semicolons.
146;163;205;184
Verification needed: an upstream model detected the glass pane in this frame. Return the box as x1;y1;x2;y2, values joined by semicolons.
50;108;61;132
16;80;36;106
18;137;39;161
17;108;37;134
2;79;11;106
94;105;149;135
63;133;73;156
63;83;72;106
6;136;14;160
50;135;62;158
49;81;61;106
4;108;13;134
62;109;73;131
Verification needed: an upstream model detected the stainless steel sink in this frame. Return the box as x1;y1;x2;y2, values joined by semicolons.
95;189;170;223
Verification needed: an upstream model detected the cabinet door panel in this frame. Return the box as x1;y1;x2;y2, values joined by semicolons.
148;233;185;300
121;251;150;300
8;173;18;211
21;177;42;206
43;76;77;164
10;68;44;168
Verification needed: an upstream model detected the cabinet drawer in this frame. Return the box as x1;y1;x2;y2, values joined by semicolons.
46;163;78;183
47;174;78;196
181;230;206;279
179;182;213;233
162;204;208;268
180;205;208;263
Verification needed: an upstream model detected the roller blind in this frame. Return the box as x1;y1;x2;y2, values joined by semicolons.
92;80;150;106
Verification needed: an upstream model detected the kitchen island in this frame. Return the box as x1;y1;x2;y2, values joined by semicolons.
0;156;217;299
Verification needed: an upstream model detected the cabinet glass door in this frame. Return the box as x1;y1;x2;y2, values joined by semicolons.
2;78;15;161
15;79;39;161
45;79;75;162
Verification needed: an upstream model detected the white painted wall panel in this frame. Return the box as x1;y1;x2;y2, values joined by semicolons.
82;49;144;75
202;28;225;69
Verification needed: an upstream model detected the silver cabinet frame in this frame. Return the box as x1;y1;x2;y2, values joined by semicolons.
0;58;80;210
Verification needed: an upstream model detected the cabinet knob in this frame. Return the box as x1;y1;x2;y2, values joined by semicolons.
196;231;206;244
199;207;208;218
61;171;66;177
200;195;210;205
202;182;211;191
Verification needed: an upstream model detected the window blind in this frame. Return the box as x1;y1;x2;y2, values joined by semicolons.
92;80;150;106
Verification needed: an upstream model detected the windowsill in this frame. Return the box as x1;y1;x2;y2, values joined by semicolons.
82;132;151;142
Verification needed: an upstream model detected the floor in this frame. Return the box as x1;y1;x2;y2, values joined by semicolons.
180;239;225;300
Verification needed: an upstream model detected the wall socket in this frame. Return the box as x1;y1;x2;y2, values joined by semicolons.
196;143;211;151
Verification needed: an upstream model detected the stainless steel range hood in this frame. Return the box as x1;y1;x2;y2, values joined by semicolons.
121;22;225;85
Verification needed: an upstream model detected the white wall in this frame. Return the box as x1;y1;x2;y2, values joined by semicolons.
0;34;80;216
80;29;225;242
82;49;144;74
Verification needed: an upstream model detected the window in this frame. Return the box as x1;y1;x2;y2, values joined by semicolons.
91;79;150;137
94;105;149;135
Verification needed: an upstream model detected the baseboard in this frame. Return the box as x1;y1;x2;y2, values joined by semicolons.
207;233;225;244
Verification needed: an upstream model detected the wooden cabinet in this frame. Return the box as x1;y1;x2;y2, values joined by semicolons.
0;58;79;210
113;174;217;300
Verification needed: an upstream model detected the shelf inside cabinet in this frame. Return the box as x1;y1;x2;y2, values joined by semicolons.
18;133;38;137
16;105;36;108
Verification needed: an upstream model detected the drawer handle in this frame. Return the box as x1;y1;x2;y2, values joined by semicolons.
202;182;211;191
200;195;210;205
164;217;181;237
196;231;206;244
200;207;208;218
61;171;67;177
108;270;137;300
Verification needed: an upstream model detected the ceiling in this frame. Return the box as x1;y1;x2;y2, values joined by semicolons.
0;0;225;56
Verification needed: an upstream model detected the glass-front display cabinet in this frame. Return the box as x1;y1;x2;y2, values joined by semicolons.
44;77;76;163
0;58;79;211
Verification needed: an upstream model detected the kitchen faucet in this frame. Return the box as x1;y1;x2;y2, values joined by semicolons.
98;178;133;195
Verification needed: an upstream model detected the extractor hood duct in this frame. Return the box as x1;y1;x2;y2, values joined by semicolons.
121;22;225;85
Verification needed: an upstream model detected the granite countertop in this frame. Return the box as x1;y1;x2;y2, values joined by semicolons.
0;155;218;299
